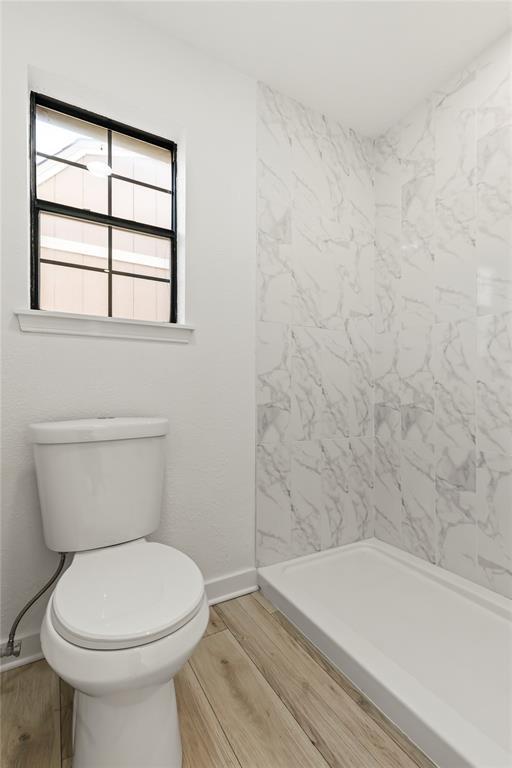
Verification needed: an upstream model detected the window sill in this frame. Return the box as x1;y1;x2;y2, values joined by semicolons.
15;310;195;344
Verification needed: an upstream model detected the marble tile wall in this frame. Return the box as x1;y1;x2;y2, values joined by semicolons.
256;33;511;600
256;84;376;566
373;32;512;598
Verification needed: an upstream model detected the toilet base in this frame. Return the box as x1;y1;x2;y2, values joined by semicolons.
72;680;182;768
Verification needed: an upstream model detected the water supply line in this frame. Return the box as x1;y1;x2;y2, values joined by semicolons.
1;552;67;658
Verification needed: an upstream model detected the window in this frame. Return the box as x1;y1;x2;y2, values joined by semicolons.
30;93;177;323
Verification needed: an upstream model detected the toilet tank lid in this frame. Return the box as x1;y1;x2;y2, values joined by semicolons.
29;417;169;445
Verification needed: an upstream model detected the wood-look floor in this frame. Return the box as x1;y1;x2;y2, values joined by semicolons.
0;592;436;768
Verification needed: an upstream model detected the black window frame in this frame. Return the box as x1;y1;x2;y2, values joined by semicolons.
30;92;178;323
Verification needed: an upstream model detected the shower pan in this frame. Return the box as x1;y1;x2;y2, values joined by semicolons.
259;539;512;768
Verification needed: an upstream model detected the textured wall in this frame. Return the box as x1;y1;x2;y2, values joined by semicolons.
256;85;376;566
2;2;256;645
373;33;511;597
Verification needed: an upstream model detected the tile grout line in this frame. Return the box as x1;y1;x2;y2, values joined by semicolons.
59;678;66;767
188;630;244;768
193;626;331;768
222;624;333;768
58;678;73;767
214;602;338;768
54;668;63;768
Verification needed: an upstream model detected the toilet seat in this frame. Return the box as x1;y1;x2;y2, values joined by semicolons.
51;539;205;650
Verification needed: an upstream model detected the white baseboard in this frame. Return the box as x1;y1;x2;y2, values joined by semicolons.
205;567;258;605
0;633;43;672
1;568;258;671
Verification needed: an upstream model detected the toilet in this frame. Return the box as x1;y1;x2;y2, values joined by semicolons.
30;417;209;768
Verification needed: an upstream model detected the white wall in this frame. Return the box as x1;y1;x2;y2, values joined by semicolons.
1;2;257;645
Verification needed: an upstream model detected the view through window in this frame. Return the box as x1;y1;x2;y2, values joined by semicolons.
31;94;177;322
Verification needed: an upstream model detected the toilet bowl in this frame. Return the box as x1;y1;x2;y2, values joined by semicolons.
30;417;208;768
41;538;209;768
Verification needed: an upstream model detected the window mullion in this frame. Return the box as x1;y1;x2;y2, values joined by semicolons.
30;93;39;309
107;130;113;317
34;200;175;240
37;151;172;195
170;147;177;323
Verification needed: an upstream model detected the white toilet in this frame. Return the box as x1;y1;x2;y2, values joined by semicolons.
30;417;209;768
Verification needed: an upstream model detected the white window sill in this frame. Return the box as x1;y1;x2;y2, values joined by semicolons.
15;310;195;344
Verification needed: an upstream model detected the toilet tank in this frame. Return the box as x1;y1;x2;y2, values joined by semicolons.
29;417;168;552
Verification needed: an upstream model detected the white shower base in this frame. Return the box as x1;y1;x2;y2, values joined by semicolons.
258;539;512;768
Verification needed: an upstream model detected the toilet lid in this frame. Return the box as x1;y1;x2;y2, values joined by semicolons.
51;540;205;650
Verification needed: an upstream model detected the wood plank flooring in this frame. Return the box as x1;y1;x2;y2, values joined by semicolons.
0;595;435;768
0;656;61;768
